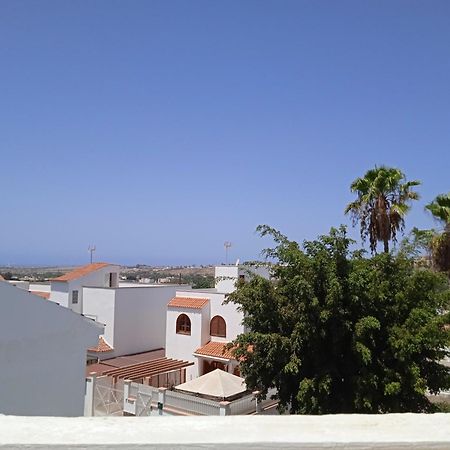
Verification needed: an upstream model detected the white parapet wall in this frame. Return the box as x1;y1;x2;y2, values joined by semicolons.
1;414;450;449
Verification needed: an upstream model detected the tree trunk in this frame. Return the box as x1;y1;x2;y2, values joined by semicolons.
383;240;389;253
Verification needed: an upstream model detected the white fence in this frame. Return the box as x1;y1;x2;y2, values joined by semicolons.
229;394;255;415
130;383;159;416
165;389;221;416
92;377;124;416
86;376;278;417
229;388;278;415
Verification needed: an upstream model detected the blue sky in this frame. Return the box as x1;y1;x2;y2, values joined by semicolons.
1;0;449;266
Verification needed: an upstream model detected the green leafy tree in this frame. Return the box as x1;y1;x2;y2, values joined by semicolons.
426;193;450;273
400;227;436;262
227;225;450;414
345;166;420;253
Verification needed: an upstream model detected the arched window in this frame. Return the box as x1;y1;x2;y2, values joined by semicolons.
210;315;226;338
176;314;191;335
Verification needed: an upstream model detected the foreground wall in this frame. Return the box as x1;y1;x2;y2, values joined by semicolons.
0;415;449;449
0;283;101;416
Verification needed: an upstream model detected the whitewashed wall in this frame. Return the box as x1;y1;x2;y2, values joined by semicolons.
6;280;29;290
2;415;450;449
166;306;210;380
68;265;121;314
28;283;51;292
83;285;183;358
49;265;120;314
215;265;270;294
164;289;246;378
83;287;116;349
208;292;244;342
113;286;180;356
0;282;102;416
215;266;240;294
48;281;69;307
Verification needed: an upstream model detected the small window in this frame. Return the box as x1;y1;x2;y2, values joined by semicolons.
176;314;191;335
72;290;79;304
210;315;226;338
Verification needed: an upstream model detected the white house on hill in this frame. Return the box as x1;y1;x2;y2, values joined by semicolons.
0;280;103;416
165;265;270;380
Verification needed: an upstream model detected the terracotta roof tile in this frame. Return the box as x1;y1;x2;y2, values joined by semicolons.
29;291;50;299
52;263;113;282
194;341;236;360
88;336;114;353
168;297;209;309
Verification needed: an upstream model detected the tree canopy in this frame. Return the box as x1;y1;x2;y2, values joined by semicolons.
426;193;450;273
426;193;450;229
228;225;450;414
345;166;420;253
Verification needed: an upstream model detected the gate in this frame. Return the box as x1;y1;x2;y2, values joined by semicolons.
93;377;124;416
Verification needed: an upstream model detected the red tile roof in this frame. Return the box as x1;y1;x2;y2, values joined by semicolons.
29;291;50;299
194;341;236;360
88;336;114;353
168;297;209;309
52;263;112;282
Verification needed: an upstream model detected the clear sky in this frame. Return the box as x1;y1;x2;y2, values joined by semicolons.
1;0;449;266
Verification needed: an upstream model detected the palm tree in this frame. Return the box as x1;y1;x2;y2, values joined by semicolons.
426;193;450;231
345;166;421;253
426;193;450;272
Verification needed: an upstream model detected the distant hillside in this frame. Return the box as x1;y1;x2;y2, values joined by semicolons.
0;265;215;288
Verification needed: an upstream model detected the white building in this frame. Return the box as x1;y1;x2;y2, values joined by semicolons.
49;262;121;314
165;265;270;380
0;280;103;416
47;263;190;360
83;284;189;359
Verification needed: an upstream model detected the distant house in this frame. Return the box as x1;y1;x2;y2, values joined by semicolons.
0;280;103;416
49;263;190;360
50;263;121;314
165;265;270;380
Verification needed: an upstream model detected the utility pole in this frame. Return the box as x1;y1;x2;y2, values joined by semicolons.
224;241;232;265
88;245;96;264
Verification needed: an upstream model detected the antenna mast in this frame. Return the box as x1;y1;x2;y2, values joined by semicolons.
88;244;96;264
224;241;232;265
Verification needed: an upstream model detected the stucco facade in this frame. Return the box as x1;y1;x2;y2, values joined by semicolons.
83;285;188;358
0;281;102;416
2;415;450;449
165;265;271;379
49;264;120;314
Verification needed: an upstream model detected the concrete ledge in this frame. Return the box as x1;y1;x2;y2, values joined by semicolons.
1;414;450;449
